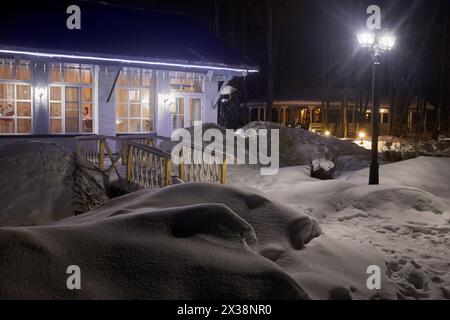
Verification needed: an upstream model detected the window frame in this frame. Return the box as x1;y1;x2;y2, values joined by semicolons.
0;59;33;135
170;93;204;130
48;64;95;135
115;69;155;134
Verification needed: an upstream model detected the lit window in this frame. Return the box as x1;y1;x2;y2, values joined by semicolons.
170;72;203;93
115;69;155;133
49;64;94;134
0;59;32;134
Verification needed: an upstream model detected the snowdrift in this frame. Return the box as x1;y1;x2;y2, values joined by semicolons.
238;122;370;172
0;183;396;300
0;141;109;227
229;157;450;299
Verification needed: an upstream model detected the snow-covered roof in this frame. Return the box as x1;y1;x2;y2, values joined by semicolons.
0;0;259;76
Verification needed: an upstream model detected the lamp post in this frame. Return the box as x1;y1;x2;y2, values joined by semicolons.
357;30;395;185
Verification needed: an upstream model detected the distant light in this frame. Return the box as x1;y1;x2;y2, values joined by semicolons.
359;132;366;145
312;129;316;133
324;131;331;136
357;33;375;48
380;108;388;113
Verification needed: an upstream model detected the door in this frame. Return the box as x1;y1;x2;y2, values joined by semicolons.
189;97;202;127
65;87;80;133
171;95;203;132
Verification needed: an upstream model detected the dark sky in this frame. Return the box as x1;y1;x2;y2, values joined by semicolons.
68;0;450;102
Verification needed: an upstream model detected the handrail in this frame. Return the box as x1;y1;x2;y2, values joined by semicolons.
76;134;228;190
177;142;228;185
125;141;172;189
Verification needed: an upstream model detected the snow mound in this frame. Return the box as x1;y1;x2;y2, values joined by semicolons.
240;122;370;169
0;183;397;299
0;141;109;227
229;157;450;299
335;185;448;215
343;156;450;199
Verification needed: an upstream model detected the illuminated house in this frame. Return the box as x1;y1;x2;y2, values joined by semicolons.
0;1;257;147
245;89;436;137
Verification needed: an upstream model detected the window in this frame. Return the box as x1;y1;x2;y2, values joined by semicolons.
115;69;155;133
172;98;185;130
189;98;202;126
170;72;203;93
49;64;94;134
0;59;32;134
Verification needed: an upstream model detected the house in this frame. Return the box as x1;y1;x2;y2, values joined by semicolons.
0;1;258;149
244;88;436;138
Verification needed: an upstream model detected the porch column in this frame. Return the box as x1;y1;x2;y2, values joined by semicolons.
97;66;120;137
155;71;171;137
32;62;49;134
309;106;314;131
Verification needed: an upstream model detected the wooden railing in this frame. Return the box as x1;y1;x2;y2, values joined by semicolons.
76;135;126;180
76;135;227;190
125;141;172;189
177;144;227;185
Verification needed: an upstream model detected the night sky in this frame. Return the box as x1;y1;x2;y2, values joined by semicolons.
95;0;449;106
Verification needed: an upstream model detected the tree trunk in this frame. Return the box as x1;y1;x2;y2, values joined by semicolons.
266;0;274;122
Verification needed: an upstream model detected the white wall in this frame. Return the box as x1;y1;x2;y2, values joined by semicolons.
97;66;120;137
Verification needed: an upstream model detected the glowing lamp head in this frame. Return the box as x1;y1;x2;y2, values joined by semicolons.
324;131;331;136
359;132;366;139
358;31;396;53
378;34;396;51
357;32;375;48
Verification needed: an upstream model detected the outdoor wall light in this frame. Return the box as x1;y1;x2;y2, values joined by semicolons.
159;93;176;114
35;86;47;102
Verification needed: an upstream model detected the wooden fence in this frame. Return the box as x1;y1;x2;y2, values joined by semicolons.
76;135;227;190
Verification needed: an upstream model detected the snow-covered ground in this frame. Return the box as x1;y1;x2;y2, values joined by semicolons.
228;157;450;299
0;127;449;299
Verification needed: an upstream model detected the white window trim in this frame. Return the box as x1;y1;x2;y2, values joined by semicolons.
115;84;156;134
48;64;96;135
170;93;204;131
0;80;33;135
48;83;95;134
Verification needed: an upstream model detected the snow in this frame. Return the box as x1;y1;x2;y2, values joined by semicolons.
0;141;110;227
228;156;450;299
0;183;398;299
240;122;370;169
311;158;335;172
0;128;449;300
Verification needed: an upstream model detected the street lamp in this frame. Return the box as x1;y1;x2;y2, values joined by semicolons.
357;30;395;185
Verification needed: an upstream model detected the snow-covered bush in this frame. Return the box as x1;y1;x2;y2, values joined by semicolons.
382;138;450;162
309;155;336;180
